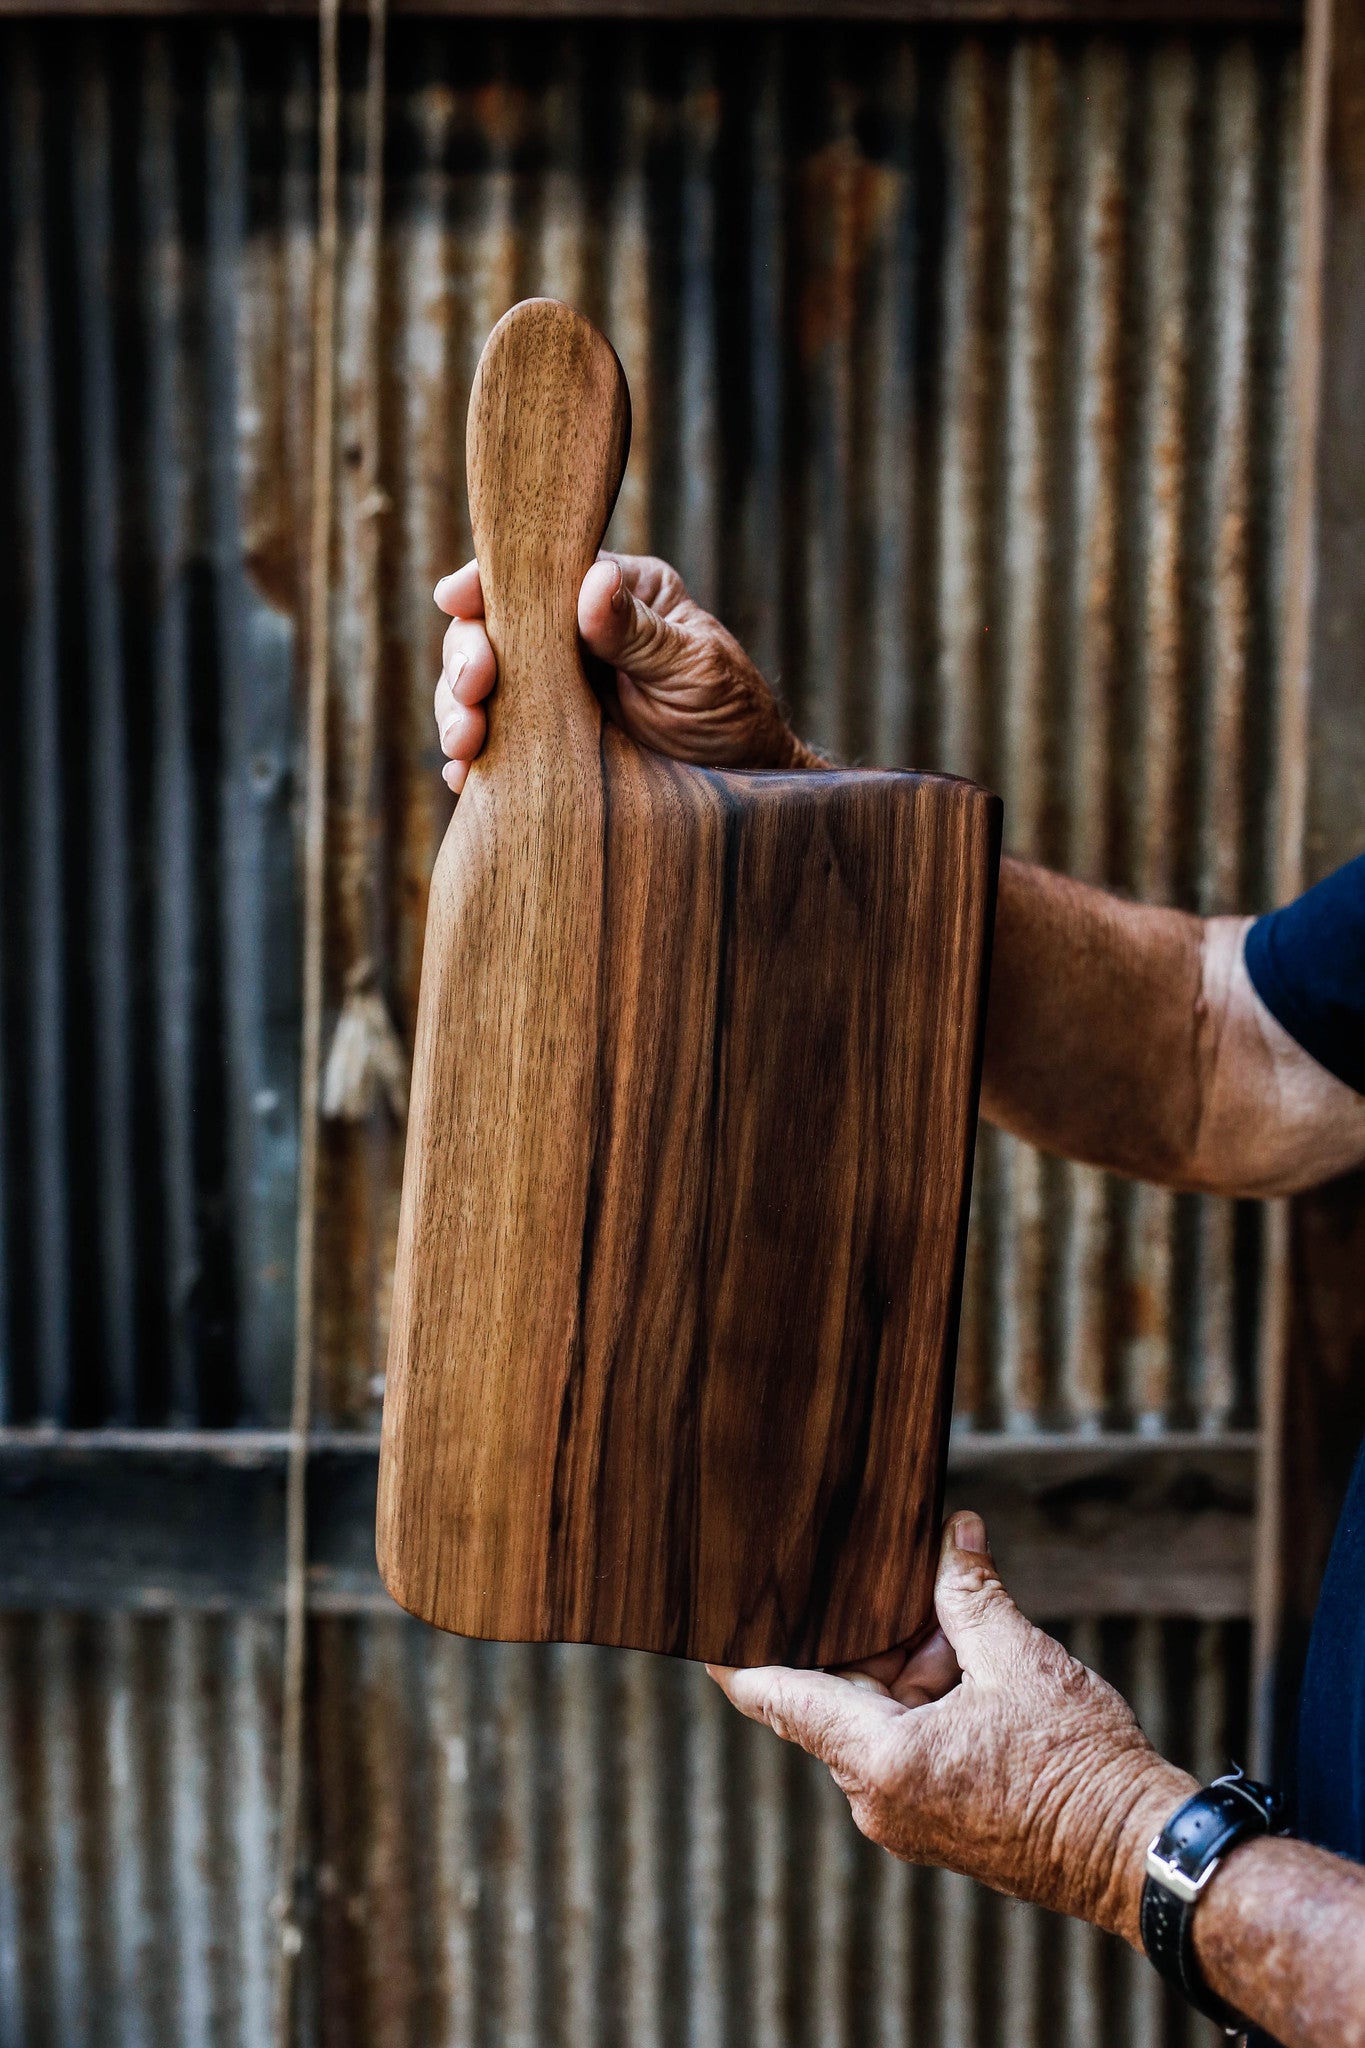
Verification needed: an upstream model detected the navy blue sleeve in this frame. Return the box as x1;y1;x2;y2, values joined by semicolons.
1244;854;1365;1096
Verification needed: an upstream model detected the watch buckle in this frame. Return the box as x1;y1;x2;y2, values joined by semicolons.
1144;1837;1221;1907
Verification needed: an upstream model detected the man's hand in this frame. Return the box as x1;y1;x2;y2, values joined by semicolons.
432;553;819;792
709;1514;1192;1947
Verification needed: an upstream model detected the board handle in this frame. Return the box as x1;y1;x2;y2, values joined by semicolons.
466;300;631;766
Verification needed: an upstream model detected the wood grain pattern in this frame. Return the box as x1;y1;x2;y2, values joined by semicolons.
377;299;1001;1666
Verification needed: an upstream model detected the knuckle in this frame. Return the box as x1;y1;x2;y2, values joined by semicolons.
955;1559;1001;1601
1028;1630;1088;1696
1056;1654;1095;1704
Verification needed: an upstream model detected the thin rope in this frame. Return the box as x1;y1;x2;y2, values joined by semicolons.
274;0;340;2031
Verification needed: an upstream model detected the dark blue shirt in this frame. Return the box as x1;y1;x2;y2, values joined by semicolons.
1245;853;1365;1862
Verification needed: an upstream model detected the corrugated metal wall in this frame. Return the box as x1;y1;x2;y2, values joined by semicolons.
0;15;1297;2047
0;1611;1248;2048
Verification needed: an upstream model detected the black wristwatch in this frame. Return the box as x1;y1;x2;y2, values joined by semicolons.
1140;1766;1287;2034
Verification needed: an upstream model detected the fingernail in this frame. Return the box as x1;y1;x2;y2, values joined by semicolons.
446;654;467;702
609;563;628;614
433;577;450;604
954;1513;988;1555
442;763;459;791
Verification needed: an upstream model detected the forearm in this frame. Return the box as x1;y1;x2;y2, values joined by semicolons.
980;861;1210;1185
1099;1786;1365;2047
1077;1762;1365;2047
1194;1837;1365;2048
980;859;1365;1194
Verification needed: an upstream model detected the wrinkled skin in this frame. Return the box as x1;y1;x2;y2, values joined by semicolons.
432;553;820;792
711;1514;1190;1946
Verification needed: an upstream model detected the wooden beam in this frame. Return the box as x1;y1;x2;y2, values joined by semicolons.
0;1429;1258;1617
0;0;1304;20
1254;0;1365;1778
946;1437;1259;1623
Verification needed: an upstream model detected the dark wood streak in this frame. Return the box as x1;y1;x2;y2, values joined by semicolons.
377;300;1001;1666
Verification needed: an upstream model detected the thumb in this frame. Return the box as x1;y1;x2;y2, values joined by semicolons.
932;1512;1034;1682
578;558;689;683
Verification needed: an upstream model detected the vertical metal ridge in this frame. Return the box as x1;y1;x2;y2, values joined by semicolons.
11;31;73;1422
0;1621;30;2042
932;35;997;790
386;30;464;1047
140;28;195;1425
619;1651;667;2048
604;29;653;561
428;1634;477;2048
860;37;918;774
732;30;784;688
74;37;138;1426
537;33;591;317
209;25;298;1426
104;1615;154;2048
548;1642;604;2048
229;1617;280;2048
794;40;856;761
166;1615;214;2047
1120;40;1199;1434
1188;39;1263;1435
679;41;720;620
743;1697;790;2048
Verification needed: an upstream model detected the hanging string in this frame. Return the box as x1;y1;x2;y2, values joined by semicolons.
274;0;342;2031
320;0;405;1124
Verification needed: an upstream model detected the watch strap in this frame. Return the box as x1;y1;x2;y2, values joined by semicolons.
1139;1771;1283;2033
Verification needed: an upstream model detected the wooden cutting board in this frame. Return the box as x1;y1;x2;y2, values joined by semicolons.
377;299;1001;1668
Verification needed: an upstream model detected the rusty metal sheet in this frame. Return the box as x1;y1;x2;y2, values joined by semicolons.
0;20;1302;1438
0;1606;1244;2046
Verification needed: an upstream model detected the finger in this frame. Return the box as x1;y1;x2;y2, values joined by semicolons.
443;758;469;795
437;701;486;764
579;557;689;683
442;619;497;704
843;1671;895;1699
932;1513;1034;1682
706;1663;900;1778
842;1645;911;1688
434;560;485;619
596;550;677;612
889;1625;962;1707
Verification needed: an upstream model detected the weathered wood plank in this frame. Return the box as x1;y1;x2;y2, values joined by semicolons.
0;1430;1258;1616
0;1;1305;20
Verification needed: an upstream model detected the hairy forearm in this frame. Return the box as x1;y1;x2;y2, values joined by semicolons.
1191;1838;1365;2048
980;859;1365;1195
1081;1763;1365;2046
980;862;1210;1185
